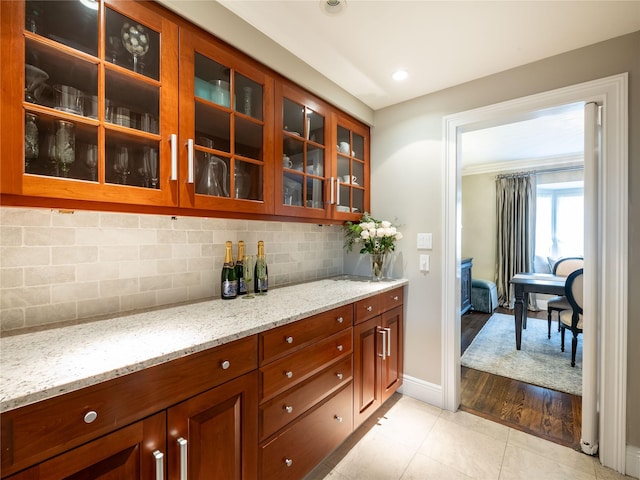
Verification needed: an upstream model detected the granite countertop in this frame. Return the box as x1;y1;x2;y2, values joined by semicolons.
1;276;407;413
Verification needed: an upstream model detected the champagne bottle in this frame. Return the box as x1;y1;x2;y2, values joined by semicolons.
254;240;268;293
236;240;247;295
221;241;237;299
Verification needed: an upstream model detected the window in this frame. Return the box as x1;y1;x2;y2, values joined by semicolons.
535;181;584;259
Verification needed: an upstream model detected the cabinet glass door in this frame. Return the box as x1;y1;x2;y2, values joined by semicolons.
335;118;369;218
7;0;179;205
179;29;273;214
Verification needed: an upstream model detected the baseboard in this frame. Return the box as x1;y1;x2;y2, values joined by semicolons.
397;374;442;408
627;444;640;479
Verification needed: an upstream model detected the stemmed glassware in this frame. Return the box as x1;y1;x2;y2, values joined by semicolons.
85;144;98;181
54;120;75;177
242;255;254;299
114;146;130;184
121;22;150;74
256;255;267;296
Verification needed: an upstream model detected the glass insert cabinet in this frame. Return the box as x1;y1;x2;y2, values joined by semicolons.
1;0;369;220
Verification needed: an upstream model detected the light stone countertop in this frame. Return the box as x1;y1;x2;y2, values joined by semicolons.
1;276;407;413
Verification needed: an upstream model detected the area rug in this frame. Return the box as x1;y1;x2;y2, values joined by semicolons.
461;313;582;396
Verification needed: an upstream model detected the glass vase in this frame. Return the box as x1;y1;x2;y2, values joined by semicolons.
370;253;386;281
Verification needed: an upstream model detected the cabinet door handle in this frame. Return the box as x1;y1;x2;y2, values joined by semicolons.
285;458;293;467
177;437;187;480
385;327;392;357
170;133;178;181
378;328;387;360
153;450;164;480
221;360;230;370
330;176;335;204
336;372;344;380
284;405;293;413
366;305;372;312
334;414;343;423
285;336;294;344
337;344;343;352
285;370;293;378
336;316;344;324
187;138;194;184
335;177;340;205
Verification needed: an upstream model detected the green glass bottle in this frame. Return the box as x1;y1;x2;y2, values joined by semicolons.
236;241;247;295
221;241;237;299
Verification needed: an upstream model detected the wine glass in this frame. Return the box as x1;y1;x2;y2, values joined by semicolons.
84;144;98;181
54;120;75;178
242;255;254;299
121;22;150;74
114;146;130;184
255;255;267;296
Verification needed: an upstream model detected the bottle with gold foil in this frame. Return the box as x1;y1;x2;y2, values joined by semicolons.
235;241;247;295
254;240;268;294
221;241;237;299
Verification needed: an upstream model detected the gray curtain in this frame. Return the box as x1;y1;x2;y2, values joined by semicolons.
495;173;537;309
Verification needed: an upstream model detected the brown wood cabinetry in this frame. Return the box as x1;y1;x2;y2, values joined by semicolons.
1;0;369;222
353;288;404;428
1;287;404;480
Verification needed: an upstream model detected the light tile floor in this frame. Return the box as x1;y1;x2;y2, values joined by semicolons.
305;394;633;480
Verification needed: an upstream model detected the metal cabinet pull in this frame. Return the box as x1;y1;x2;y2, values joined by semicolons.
393;295;399;301
337;344;343;352
385;327;392;357
83;411;97;424
285;458;293;467
336;316;344;323
378;328;387;360
366;305;372;312
336;372;344;380
335;177;340;205
187;138;194;184
334;415;343;423
221;360;230;370
285;370;293;378
153;450;164;480
329;176;335;204
177;437;187;480
285;336;294;344
170;133;178;181
284;405;293;413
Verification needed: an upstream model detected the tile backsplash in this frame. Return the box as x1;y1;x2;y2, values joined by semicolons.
0;207;343;332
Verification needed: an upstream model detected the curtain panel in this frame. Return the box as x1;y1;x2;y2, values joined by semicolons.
495;173;537;309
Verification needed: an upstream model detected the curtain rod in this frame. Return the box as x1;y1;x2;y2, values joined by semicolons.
496;165;584;179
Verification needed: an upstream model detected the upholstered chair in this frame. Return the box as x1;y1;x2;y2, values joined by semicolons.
546;257;584;338
560;268;583;367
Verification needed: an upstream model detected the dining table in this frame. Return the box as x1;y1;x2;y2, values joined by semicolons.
510;273;566;350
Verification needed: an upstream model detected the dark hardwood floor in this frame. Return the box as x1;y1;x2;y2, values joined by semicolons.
460;307;582;450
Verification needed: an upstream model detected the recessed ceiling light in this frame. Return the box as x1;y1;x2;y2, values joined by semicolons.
392;70;408;81
320;0;347;15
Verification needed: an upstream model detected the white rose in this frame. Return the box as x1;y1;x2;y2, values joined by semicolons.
395;232;403;240
360;230;370;240
376;227;386;237
381;221;391;228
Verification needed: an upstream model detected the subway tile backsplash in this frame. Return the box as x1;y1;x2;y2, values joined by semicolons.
0;207;344;332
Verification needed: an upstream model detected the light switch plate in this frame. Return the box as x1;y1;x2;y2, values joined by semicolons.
417;233;432;250
419;254;430;272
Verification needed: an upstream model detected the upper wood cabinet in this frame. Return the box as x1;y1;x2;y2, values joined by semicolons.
0;0;368;222
1;0;180;206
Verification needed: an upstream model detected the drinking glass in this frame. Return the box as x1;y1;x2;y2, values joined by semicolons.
84;144;98;181
121;22;150;74
54;120;75;177
114;146;130;184
242;255;254;299
256;255;267;296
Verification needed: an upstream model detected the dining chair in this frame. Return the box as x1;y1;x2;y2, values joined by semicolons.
546;257;584;338
560;268;583;367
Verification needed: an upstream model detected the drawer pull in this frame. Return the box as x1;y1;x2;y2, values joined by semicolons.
334;415;343;423
337;344;344;352
153;450;164;480
366;305;373;312
393;295;399;301
337;316;344;323
336;372;344;380
285;336;294;344
284;405;293;414
83;411;98;424
221;360;231;370
285;370;293;378
285;458;293;467
177;438;187;480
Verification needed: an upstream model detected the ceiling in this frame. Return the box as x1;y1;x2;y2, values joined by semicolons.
217;0;640;111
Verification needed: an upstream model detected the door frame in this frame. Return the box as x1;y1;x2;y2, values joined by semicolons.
441;74;628;472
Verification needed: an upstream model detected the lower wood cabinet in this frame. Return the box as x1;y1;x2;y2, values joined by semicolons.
168;371;258;480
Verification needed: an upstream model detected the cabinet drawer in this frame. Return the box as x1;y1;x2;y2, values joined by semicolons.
260;329;352;402
260;356;352;441
260;305;352;365
260;385;353;480
354;294;382;324
1;335;257;476
382;287;404;311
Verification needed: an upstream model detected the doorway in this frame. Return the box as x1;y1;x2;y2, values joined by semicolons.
442;74;628;472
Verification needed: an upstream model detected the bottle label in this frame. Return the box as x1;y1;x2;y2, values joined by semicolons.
257;277;268;291
222;279;237;298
